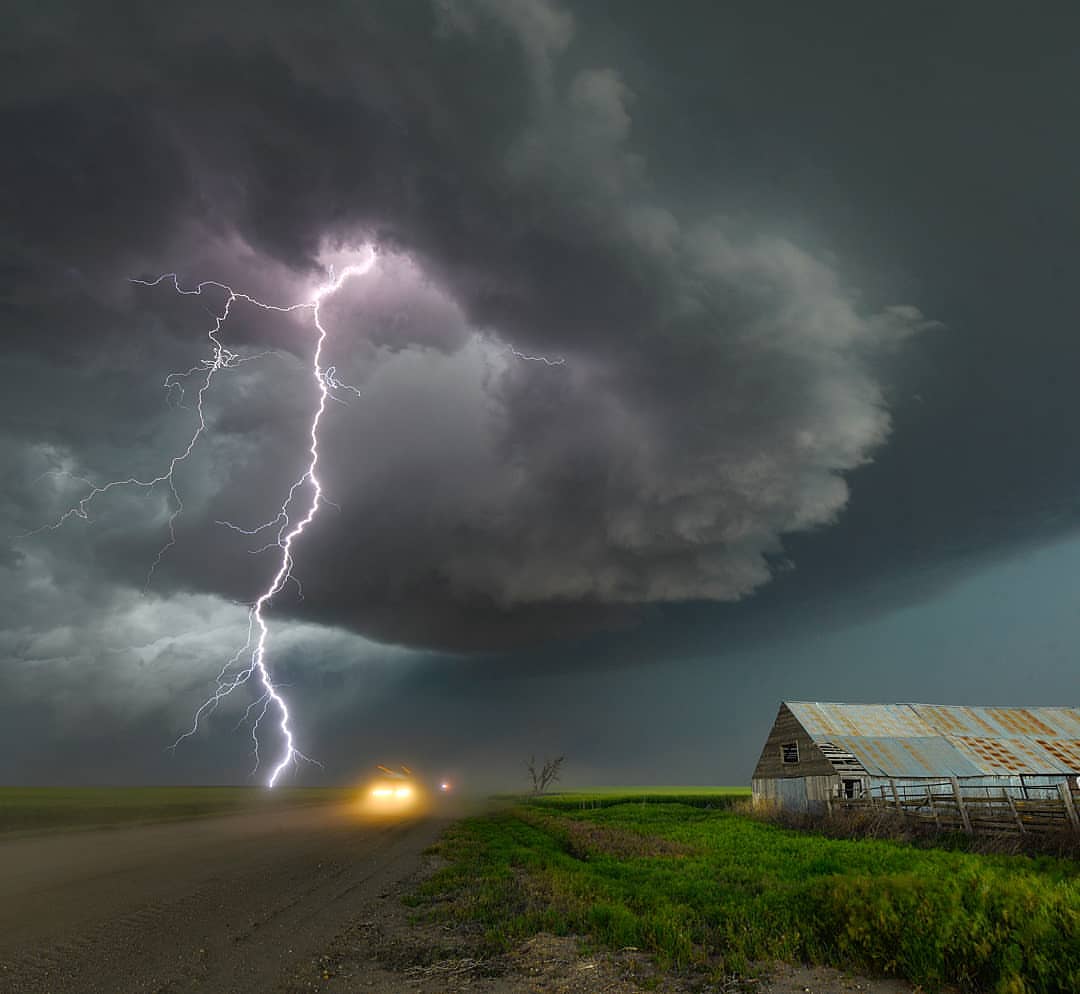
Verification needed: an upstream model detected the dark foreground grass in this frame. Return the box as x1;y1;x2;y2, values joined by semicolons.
413;798;1080;994
0;786;348;834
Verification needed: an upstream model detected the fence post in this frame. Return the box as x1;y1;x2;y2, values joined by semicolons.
888;778;903;816
1059;782;1080;832
950;777;972;833
1003;788;1025;834
926;785;940;827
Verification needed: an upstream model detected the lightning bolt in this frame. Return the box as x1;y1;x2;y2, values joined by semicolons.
169;251;378;786
508;346;566;366
28;248;376;786
25;244;564;786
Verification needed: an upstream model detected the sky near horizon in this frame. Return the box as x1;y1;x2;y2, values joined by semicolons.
3;2;1079;789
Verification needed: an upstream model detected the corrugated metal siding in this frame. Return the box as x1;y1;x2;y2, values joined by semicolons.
783;702;1080;778
791;703;936;740
947;736;1080;775
753;776;805;807
827;735;982;778
909;705;1080;739
753;775;836;811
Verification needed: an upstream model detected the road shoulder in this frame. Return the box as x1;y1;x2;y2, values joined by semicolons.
288;849;921;994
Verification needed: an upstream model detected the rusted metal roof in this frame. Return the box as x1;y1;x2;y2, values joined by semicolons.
792;703;935;740
785;702;1080;778
908;704;1080;739
825;735;983;779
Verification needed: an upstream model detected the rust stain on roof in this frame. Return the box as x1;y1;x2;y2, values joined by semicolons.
952;736;1034;774
1038;739;1080;770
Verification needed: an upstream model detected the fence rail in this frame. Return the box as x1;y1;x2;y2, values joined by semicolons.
835;778;1080;836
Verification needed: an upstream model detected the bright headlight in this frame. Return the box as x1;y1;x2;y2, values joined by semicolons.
372;787;392;797
395;787;412;798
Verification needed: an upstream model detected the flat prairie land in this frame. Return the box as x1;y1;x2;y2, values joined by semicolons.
0;785;349;834
525;785;750;809
538;786;751;796
411;794;1080;994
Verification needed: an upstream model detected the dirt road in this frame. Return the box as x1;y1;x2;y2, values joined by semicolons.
0;801;448;994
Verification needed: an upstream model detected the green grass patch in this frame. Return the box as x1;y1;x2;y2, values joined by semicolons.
415;801;1080;994
498;785;750;811
541;786;750;796
0;786;348;834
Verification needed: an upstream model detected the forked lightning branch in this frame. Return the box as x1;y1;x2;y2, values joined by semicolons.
32;248;378;786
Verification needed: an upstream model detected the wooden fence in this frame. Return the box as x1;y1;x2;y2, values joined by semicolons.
835;778;1080;836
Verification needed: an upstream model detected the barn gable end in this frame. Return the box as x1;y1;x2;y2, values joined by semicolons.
751;702;836;780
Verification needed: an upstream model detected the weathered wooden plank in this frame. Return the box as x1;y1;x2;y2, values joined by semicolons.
1059;782;1080;830
752;703;837;780
950;777;972;833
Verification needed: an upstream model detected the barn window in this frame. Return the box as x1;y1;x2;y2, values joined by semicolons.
842;779;860;799
781;741;799;764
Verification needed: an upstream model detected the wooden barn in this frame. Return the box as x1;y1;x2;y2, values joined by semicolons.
752;702;1080;832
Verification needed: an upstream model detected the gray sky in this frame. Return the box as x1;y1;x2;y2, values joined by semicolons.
3;1;1078;789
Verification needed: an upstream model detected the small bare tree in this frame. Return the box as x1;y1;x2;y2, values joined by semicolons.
526;754;565;795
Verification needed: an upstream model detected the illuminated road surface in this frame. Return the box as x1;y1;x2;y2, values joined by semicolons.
0;802;449;993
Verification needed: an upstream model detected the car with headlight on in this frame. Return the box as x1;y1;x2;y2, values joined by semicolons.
360;765;426;815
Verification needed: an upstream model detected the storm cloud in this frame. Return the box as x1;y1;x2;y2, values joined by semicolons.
4;0;929;653
13;0;1080;789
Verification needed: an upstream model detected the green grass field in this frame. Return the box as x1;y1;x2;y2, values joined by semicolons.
538;786;750;796
525;786;750;810
413;792;1080;994
0;786;349;834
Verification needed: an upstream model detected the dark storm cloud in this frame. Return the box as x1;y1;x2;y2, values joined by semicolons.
7;1;1080;791
2;0;934;653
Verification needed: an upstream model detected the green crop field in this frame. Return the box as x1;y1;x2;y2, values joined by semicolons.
413;793;1080;994
0;786;350;834
525;785;750;810
537;786;750;797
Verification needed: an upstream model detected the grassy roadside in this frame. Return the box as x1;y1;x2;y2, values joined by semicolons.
0;786;349;834
411;797;1080;994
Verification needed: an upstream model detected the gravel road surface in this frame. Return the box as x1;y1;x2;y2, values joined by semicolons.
0;802;447;994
